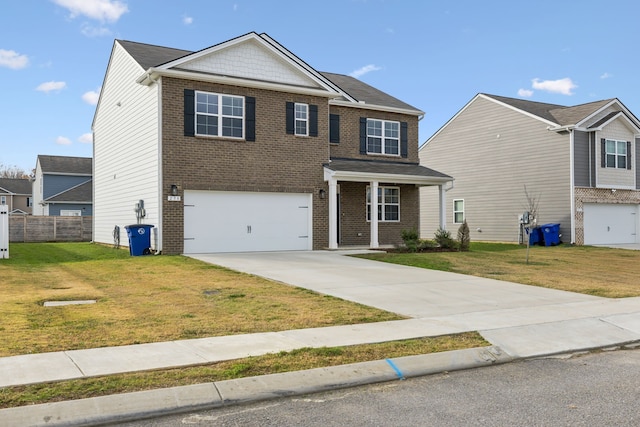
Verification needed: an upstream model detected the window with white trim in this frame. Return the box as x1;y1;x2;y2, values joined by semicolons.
195;91;244;138
366;186;400;222
367;119;399;155
0;196;6;205
295;103;308;136
453;199;464;224
605;139;627;168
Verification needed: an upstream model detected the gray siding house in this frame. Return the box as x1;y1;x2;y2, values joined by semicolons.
33;155;93;216
0;178;32;215
420;93;640;246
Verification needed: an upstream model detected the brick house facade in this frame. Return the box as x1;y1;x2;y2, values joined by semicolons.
93;32;452;254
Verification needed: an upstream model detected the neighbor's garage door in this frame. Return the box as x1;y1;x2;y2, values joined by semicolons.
583;203;638;245
183;190;312;253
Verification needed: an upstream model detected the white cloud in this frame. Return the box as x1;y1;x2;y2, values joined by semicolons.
78;133;93;144
52;0;129;23
183;15;193;25
0;49;29;69
81;23;112;37
349;64;382;79
82;88;100;105
56;136;72;145
531;77;577;95
600;72;612;79
518;89;534;97
36;81;67;93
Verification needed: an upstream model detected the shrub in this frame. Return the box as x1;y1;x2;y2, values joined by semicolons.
434;227;457;250
401;228;420;253
457;220;470;252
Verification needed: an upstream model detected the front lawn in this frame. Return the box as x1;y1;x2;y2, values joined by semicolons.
357;242;640;298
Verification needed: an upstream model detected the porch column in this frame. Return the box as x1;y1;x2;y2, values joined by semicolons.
439;184;447;230
328;178;338;249
370;180;379;248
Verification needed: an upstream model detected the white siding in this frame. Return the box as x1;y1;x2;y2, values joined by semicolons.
32;160;44;216
93;42;161;250
420;96;571;243
181;39;317;87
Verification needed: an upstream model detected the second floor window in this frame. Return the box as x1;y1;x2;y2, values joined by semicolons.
295;103;308;136
367;119;399;155
605;139;628;169
196;91;244;138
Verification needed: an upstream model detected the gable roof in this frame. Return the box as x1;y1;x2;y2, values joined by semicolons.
45;179;92;203
37;155;92;175
116;32;421;114
0;178;31;195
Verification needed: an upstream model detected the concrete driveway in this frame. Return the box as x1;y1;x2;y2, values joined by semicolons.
188;250;599;319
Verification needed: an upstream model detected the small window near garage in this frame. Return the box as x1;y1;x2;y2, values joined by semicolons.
295;103;308;136
453;199;464;224
366;186;400;222
604;139;629;169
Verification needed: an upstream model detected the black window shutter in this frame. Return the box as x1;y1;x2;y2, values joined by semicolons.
245;96;256;142
627;141;632;169
309;105;318;137
286;102;294;134
184;89;195;137
601;138;606;167
400;122;408;158
329;114;340;143
359;117;367;154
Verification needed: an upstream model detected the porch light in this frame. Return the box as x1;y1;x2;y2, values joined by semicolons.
319;189;326;199
170;184;179;196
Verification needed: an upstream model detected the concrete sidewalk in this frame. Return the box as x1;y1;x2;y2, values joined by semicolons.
2;250;640;426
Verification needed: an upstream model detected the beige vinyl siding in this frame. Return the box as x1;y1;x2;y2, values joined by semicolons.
596;117;636;188
93;42;160;249
420;95;571;243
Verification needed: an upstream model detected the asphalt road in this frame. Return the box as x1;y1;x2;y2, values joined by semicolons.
121;348;640;427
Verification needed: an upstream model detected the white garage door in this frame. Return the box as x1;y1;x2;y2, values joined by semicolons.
183;190;312;253
583;203;638;245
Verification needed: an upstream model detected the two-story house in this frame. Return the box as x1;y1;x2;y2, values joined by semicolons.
420;93;640;246
0;178;32;215
93;32;452;254
32;155;93;216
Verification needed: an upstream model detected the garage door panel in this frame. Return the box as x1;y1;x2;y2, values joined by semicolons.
183;191;311;253
583;203;637;245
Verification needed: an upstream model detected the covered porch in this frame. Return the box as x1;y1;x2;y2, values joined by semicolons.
323;158;454;249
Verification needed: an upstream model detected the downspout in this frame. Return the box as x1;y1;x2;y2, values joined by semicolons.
569;129;576;244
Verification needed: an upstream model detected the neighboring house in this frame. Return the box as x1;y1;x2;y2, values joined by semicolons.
420;93;640;246
0;178;32;215
32;155;93;216
93;32;452;255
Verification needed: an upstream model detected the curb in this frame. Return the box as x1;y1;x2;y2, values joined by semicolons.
0;346;511;427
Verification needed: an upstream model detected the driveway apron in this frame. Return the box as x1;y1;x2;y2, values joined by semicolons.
187;251;598;319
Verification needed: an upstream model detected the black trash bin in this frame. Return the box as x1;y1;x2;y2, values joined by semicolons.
124;224;154;256
540;223;560;246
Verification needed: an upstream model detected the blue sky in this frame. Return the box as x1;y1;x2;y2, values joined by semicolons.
1;0;638;172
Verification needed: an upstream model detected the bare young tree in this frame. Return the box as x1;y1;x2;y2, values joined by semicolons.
0;163;31;179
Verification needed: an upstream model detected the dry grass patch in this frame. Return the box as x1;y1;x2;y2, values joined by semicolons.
0;243;403;357
0;332;488;408
359;242;640;298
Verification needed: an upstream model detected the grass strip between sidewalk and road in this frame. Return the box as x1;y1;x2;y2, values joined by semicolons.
0;332;488;408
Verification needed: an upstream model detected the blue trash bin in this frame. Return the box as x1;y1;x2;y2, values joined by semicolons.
528;227;542;246
540;223;560;246
124;224;154;256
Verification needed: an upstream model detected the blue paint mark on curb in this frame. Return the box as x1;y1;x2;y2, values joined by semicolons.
386;358;405;380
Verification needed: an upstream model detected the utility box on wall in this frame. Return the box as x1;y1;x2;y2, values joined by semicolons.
0;204;8;259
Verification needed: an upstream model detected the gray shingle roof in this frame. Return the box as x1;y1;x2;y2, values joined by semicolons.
482;94;567;123
326;158;452;180
0;178;31;195
38;155;92;175
46;180;92;203
117;38;420;112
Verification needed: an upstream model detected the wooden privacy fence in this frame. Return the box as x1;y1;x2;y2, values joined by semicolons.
9;216;92;242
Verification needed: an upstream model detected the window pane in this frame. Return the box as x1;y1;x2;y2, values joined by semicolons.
385;205;399;221
367;120;382;136
222;117;243;137
606;140;616;154
607;154;616;167
618;155;627;169
454;212;464;223
197;93;217;114
197;115;217;135
296;121;307;135
222;96;243;116
384;139;399;155
367;137;382;153
295;104;307;119
454;200;463;211
618;141;627;155
385;122;399;138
